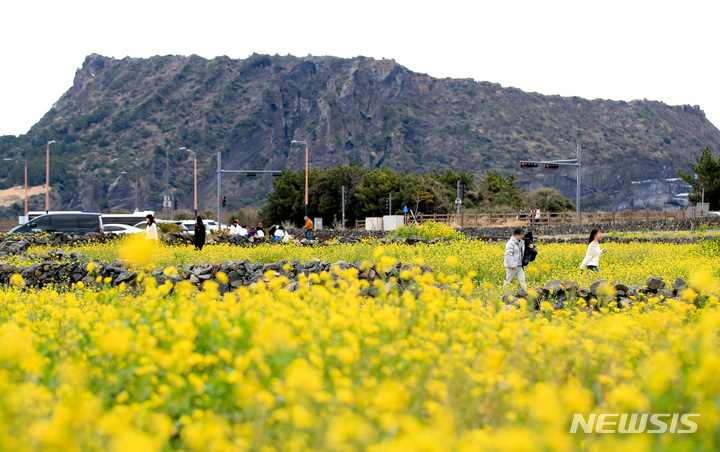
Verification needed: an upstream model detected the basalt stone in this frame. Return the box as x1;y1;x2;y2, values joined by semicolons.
230;279;244;289
116;272;136;285
627;286;642;300
189;274;201;284
563;281;578;292
646;277;665;292
619;298;635;308
613;282;629;293
543;280;564;296
405;237;423;245
672;277;688;294
590;279;608;296
516;288;529;299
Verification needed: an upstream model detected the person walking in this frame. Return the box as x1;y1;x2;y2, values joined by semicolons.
302;216;313;240
504;228;527;288
580;228;608;273
529;209;535;226
193;216;206;251
145;214;158;241
535;208;541;225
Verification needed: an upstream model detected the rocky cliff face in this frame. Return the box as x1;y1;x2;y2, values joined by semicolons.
1;53;719;213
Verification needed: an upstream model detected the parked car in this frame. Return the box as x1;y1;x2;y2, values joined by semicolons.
102;224;143;235
180;219;222;235
10;213;103;235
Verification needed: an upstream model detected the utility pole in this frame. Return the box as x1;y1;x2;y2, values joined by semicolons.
456;180;461;221
576;142;581;215
341;185;346;230
520;142;582;216
180;147;197;216
45;140;55;212
166;147;170;220
291;140;310;218
217;151;222;228
388;193;392;215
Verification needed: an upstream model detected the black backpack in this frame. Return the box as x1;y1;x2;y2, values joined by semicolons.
522;231;538;267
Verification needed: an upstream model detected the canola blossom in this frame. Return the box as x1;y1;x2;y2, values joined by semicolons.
21;236;720;287
0;239;719;451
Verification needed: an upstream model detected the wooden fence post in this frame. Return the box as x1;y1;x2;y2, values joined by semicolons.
563;212;566;223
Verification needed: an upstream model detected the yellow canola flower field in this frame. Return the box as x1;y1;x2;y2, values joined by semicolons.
24;237;720;287
1;259;720;451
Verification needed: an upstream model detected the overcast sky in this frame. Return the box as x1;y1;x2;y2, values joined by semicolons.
1;0;719;137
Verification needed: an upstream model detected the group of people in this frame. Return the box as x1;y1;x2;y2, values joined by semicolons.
517;208;542;225
228;221;266;238
503;227;608;288
143;214;292;251
229;220;291;242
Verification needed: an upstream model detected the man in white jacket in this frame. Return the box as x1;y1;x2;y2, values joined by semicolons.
504;228;527;288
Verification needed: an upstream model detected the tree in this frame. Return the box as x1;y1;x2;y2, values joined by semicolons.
413;189;434;214
522;187;575;212
678;146;720;210
258;169;320;225
480;170;524;210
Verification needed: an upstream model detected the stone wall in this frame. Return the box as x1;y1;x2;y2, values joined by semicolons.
0;252;432;297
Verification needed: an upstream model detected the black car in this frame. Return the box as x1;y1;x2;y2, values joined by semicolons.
10;213;103;235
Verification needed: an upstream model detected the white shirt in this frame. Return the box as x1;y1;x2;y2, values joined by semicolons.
145;222;158;241
229;224;240;235
238;227;248;237
535;209;541;219
274;229;285;239
256;229;265;238
580;242;603;269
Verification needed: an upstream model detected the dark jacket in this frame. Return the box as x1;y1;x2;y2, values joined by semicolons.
194;222;206;249
522;231;537;267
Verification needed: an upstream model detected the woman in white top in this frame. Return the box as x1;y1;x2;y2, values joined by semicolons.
580;228;607;273
145;214;158;241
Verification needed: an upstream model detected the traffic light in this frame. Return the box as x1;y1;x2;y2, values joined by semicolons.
521;162;538;168
384;197;390;211
545;164;559;169
460;185;466;200
343;191;350;204
222;196;226;207
174;198;178;209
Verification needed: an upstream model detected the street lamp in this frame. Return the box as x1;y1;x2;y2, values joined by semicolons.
291;140;309;217
46;140;56;212
121;171;138;212
4;156;28;216
180;147;197;216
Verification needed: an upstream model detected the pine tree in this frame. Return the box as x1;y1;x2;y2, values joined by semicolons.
678;146;720;210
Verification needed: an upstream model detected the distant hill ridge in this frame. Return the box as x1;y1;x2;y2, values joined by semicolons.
1;52;718;213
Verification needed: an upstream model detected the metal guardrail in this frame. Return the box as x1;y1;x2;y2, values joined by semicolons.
355;210;711;230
